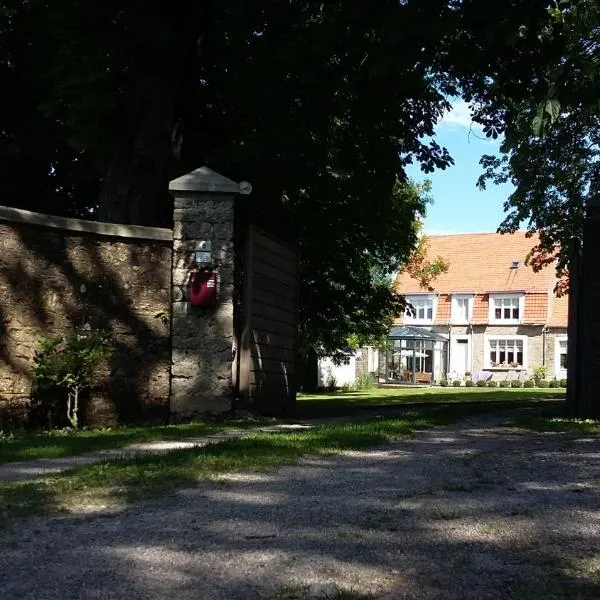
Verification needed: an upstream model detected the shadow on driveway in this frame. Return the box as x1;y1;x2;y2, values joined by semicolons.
0;409;599;599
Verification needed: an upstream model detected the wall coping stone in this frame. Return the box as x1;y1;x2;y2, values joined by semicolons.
0;205;173;241
169;166;252;195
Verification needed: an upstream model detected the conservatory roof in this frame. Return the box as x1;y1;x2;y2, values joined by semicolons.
388;326;448;342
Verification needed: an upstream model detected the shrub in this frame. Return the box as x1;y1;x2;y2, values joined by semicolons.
439;379;448;387
532;365;547;384
523;379;535;388
537;379;550;388
33;329;112;428
355;372;376;391
476;379;487;387
465;379;475;387
326;374;338;392
340;383;353;393
510;379;523;388
487;380;498;388
559;378;568;388
499;380;511;388
452;379;461;387
548;379;560;388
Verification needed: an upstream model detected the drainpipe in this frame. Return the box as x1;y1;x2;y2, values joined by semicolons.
468;323;474;374
447;324;452;378
542;325;548;370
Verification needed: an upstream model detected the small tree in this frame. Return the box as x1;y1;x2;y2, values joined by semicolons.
33;329;112;428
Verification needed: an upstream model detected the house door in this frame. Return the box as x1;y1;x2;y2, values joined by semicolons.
451;338;470;377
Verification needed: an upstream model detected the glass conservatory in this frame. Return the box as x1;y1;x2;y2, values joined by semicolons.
380;326;448;384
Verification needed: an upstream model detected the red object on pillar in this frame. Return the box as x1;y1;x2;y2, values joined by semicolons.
187;270;217;307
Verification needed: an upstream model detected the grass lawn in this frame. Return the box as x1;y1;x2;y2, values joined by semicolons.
0;402;524;527
1;388;565;465
506;415;600;434
0;419;270;465
297;386;565;417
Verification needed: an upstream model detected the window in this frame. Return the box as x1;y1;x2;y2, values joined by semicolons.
451;295;473;324
555;337;568;375
405;296;436;324
485;336;526;368
489;294;524;324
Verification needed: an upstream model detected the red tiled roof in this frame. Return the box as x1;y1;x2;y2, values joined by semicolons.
549;293;569;327
396;231;554;294
395;231;567;326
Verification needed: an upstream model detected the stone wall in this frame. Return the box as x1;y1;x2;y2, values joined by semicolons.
0;208;172;428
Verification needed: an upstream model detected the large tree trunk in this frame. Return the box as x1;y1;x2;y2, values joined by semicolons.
96;57;181;227
97;0;205;227
572;196;600;418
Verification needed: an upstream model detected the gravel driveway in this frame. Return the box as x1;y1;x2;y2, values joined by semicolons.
1;410;599;599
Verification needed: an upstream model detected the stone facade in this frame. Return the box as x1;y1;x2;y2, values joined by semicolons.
429;324;568;380
0;213;172;428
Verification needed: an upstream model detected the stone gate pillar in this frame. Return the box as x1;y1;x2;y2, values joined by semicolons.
169;167;251;416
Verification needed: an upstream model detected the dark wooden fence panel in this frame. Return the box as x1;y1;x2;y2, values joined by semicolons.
238;225;298;413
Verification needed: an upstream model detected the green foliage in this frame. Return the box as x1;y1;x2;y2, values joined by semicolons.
439;379;448;387
532;365;548;384
6;0;587;359
33;329;111;428
523;379;535;388
340;383;353;393
1;1;460;358
465;379;475;387
499;380;511;388
559;378;568;388
466;0;600;288
537;379;550;388
510;380;523;388
355;373;376;391
487;380;498;388
476;380;487;388
452;379;461;387
548;379;560;389
400;216;451;292
325;374;338;393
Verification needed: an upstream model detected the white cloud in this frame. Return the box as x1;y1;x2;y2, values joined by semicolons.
440;100;484;131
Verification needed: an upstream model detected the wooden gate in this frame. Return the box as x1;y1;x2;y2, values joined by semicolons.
236;225;298;413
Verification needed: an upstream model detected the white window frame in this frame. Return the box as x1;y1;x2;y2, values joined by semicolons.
484;335;528;369
404;294;437;325
488;293;524;325
554;336;568;378
451;294;473;324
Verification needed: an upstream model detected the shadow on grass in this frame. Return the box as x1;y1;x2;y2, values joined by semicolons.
0;419;270;464
296;389;565;418
0;403;516;527
1;400;599;599
506;415;600;434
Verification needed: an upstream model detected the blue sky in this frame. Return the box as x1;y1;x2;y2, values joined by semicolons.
405;100;515;235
